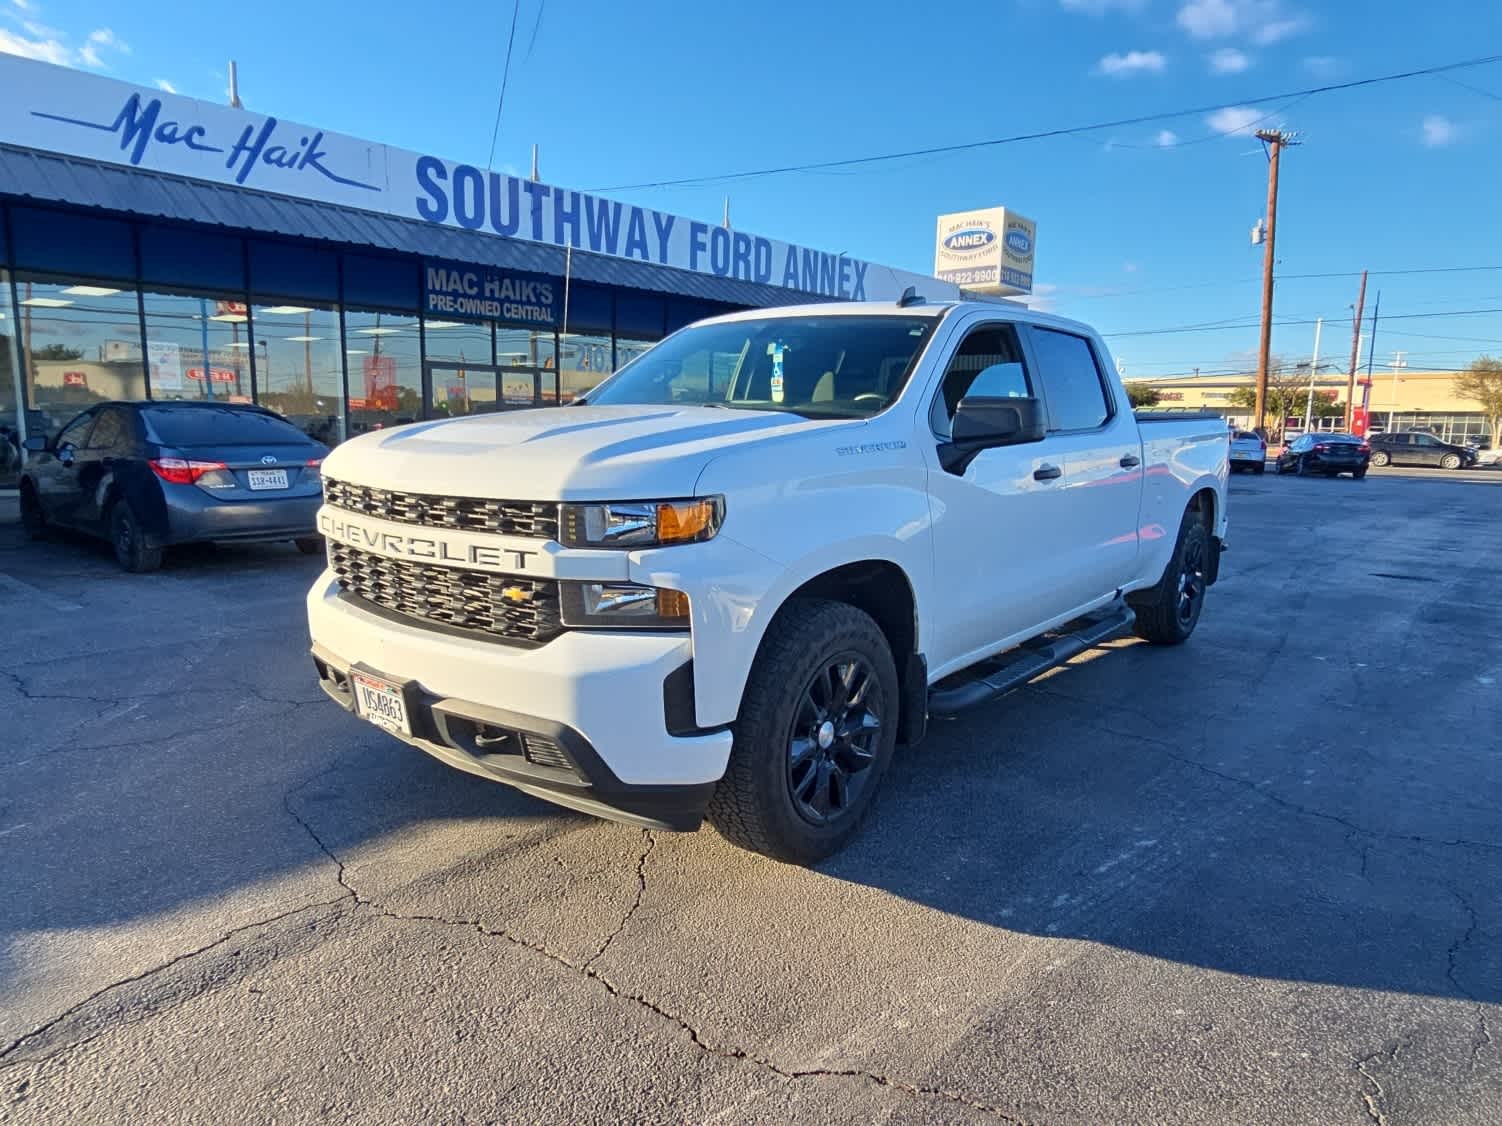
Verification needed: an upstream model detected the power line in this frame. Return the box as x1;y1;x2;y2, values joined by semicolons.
1103;305;1502;338
524;0;546;64
486;1;522;170
588;53;1502;191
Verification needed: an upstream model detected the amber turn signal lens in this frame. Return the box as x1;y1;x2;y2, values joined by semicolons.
655;588;691;619
655;499;721;545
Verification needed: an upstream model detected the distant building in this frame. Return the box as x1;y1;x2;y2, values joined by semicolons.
1125;369;1490;443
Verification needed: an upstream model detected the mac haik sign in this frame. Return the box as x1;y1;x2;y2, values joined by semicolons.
0;55;953;304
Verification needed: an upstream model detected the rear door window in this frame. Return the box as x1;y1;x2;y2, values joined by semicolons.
1029;328;1113;431
144;407;311;447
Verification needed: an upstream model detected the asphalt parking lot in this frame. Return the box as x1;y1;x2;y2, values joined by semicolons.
3;468;1500;1125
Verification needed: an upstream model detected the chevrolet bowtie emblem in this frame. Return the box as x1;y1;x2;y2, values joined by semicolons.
500;586;532;604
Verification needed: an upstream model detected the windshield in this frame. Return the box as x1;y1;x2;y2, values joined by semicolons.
585;314;937;419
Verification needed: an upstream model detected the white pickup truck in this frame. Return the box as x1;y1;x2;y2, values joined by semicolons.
308;298;1228;863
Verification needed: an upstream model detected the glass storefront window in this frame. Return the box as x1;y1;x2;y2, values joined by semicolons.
344;310;421;434
16;275;146;439
141;290;253;407
497;326;558;406
558;333;613;403
1;271;19;487
616;336;656;371
423;317;493;417
251;303;344;445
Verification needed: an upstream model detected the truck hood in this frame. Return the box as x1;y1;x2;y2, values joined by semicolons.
323;404;845;499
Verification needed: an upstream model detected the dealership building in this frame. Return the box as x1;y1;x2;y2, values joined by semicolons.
0;54;954;488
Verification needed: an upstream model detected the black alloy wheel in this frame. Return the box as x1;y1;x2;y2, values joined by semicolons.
786;656;883;825
1175;533;1207;631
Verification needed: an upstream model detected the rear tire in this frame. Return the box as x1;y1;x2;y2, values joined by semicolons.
1371;450;1390;467
19;481;48;540
295;536;324;556
708;598;899;865
1353;469;1367;479
1253;462;1266;474
110;502;163;574
1128;509;1210;647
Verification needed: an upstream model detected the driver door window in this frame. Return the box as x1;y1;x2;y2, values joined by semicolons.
55;412;96;453
930;324;1030;439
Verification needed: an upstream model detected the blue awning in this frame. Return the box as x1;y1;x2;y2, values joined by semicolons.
0;144;829;308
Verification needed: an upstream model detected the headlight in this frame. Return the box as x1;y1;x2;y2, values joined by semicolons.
560;582;690;630
560;497;723;549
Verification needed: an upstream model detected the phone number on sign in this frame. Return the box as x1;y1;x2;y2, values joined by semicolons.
937;267;999;286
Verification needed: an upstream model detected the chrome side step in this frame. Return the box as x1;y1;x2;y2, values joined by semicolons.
927;605;1136;718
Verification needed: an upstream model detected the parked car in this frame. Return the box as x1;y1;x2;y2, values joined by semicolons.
1229;429;1267;473
1274;432;1371;478
20;401;327;572
308;299;1228;863
1366;430;1478;470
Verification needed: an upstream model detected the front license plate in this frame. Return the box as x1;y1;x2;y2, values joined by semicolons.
247;468;289;490
352;672;411;736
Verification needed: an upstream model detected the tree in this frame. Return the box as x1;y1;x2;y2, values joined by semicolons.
1126;383;1161;408
1455;356;1502;448
1227;361;1343;443
32;343;85;361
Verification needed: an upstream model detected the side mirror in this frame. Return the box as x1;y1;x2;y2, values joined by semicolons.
23;435;48;452
941;396;1046;473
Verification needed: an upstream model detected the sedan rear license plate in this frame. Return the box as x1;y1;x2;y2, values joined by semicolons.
247;468;289;490
352;672;411;736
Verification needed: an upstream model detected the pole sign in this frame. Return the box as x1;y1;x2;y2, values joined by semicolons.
0;55;954;304
423;262;556;325
933;206;1037;295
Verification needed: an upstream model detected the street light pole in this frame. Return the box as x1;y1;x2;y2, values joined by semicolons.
1252;128;1299;435
1303;317;1322;434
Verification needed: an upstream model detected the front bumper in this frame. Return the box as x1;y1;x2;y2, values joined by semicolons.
307;573;733;830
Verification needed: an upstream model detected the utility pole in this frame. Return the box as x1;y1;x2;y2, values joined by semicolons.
1345;269;1367;430
1252;129;1299;435
1364;291;1382;430
1303;317;1323;434
1386;350;1407;432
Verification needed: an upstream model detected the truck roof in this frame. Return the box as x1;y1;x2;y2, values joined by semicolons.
698;299;1101;339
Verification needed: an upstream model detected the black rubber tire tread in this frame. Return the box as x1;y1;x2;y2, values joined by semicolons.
295;536;324;555
1353;469;1367;479
110;502;164;574
707;598;899;865
1127;509;1209;647
19;481;48;540
1253;462;1265;474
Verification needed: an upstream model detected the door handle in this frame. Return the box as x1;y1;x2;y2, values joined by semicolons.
1120;453;1141;468
1033;464;1062;481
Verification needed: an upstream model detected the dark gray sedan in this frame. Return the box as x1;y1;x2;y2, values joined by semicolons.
20;401;327;572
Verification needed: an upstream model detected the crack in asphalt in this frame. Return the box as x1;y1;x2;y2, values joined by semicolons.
278;783;1030;1123
1352;1037;1408;1126
0;897;351;1070
583;829;655;971
1068;709;1502;856
1442;887;1496;1074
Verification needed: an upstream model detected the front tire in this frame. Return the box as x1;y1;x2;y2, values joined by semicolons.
1440;453;1462;470
1129;509;1210;647
708;599;899;865
110;502;163;573
19;481;48;540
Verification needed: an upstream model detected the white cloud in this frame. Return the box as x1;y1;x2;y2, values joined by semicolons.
1123;262;1140;274
1177;0;1309;43
1096;49;1167;77
1060;0;1147;11
0;16;127;69
1422;114;1458;147
0;26;68;64
1209;47;1250;73
155;78;177;94
1012;282;1060;314
1206;105;1264;135
87;27;127;53
10;0;36;11
1302;55;1341;77
1156;129;1179;147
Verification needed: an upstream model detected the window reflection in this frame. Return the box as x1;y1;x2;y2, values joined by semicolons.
558;333;612;402
16;275;146;438
0;271;18;486
141;290;253;407
498;327;557;405
344;310;421;434
252;303;344;444
423;316;493;417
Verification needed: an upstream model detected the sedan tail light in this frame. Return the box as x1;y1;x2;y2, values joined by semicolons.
1358;444;1371;454
149;457;228;485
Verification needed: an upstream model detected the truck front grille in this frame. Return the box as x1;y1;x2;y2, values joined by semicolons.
323;478;559;540
329;543;562;645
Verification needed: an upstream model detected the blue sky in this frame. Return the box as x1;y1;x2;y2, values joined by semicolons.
3;0;1501;378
